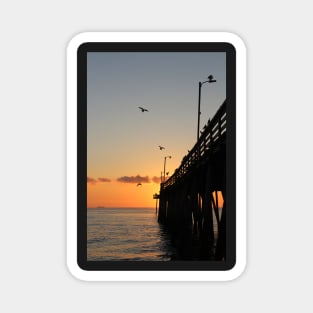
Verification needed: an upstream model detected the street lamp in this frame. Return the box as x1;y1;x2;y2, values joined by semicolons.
197;75;217;142
163;155;172;182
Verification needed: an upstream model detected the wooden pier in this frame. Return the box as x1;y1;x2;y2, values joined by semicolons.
158;100;227;260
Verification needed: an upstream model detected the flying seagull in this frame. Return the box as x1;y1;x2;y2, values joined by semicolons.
158;145;165;150
138;107;149;112
136;183;142;187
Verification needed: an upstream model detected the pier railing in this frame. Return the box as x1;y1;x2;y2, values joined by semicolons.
162;100;226;189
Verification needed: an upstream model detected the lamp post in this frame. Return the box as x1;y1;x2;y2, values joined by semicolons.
197;75;217;142
163;155;171;182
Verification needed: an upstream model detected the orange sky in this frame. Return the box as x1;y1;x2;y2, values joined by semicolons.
87;52;226;208
87;178;224;209
87;179;161;208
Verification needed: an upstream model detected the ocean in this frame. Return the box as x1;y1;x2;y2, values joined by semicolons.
87;208;174;261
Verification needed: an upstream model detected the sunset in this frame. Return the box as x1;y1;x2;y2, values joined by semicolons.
87;52;226;209
87;179;161;208
80;43;232;264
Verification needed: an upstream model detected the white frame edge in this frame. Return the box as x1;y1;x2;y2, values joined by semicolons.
66;32;246;282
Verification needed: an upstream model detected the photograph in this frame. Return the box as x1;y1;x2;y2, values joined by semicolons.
77;42;236;270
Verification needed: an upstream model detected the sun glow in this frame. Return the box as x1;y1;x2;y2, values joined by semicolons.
87;180;160;208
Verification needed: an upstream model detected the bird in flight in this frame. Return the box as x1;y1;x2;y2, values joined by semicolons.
138;107;149;112
136;183;142;187
158;145;165;150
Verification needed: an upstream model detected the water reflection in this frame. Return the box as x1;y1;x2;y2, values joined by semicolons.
156;224;177;260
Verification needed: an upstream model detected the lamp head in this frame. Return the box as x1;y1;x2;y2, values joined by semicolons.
208;75;216;83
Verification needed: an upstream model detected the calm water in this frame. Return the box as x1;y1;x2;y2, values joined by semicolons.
87;208;174;261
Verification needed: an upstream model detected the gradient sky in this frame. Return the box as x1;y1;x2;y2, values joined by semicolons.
87;52;226;208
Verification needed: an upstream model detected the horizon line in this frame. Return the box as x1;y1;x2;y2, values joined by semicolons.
87;207;155;209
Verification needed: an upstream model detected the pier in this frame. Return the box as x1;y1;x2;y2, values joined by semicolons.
157;100;227;260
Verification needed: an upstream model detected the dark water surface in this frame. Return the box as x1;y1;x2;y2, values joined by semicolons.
87;208;174;261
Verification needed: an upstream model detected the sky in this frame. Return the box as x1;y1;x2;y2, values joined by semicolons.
87;52;226;208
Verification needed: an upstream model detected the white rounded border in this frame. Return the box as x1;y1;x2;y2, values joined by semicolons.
67;32;246;281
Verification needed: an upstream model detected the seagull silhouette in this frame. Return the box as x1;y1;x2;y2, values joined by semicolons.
158;145;165;150
136;183;142;187
138;107;149;112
